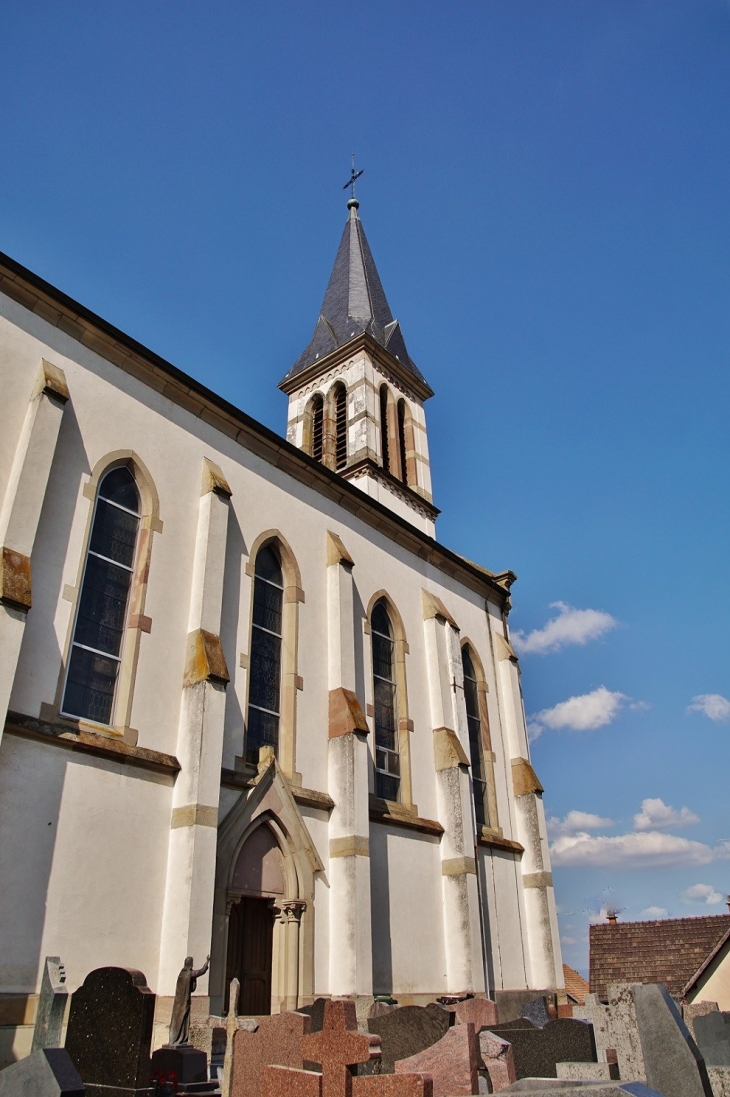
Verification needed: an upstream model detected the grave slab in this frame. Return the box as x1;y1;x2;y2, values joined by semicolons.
230;1011;311;1097
0;1048;84;1097
32;958;69;1053
632;984;713;1097
65;967;155;1096
479;1030;517;1093
394;1022;478;1097
694;1013;730;1068
368;1005;453;1074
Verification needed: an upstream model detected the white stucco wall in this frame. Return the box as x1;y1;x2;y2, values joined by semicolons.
0;284;560;1007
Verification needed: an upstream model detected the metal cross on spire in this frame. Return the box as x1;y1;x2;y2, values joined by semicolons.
343;154;364;198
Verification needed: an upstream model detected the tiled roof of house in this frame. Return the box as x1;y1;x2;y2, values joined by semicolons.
590;914;730;1000
563;963;589;1004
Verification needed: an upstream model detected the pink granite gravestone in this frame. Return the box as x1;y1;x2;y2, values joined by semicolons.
451;999;499;1031
230;1011;312;1097
394;1023;478;1097
478;1030;516;1093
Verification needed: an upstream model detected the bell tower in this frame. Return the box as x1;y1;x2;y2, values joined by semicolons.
279;197;437;536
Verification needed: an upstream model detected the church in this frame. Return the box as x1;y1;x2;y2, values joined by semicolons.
0;192;564;1060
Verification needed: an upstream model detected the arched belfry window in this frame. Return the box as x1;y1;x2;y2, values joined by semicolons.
311;394;324;463
397;399;408;486
61;467;140;725
371;599;400;801
335;384;347;470
379;385;391;473
462;646;490;828
246;544;284;765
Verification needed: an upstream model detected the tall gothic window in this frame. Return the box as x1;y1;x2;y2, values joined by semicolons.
379;385;390;473
397;399;408;486
246;544;284;765
311;394;324;463
335;384;347;470
371;599;400;801
462;646;489;828
62;467;140;725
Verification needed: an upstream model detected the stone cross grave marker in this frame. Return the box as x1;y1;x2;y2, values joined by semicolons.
302;1000;380;1097
32;957;69;1053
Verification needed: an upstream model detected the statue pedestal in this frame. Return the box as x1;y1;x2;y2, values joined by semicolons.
150;1043;208;1084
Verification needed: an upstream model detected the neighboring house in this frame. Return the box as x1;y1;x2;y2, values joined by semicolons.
590;914;730;1004
563;963;589;1006
683;923;730;1009
0;194;565;1062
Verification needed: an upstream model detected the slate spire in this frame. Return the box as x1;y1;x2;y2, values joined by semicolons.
280;199;430;390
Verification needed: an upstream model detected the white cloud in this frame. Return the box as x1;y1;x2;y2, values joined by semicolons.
547;810;614;838
512;602;618;656
682;884;725;906
529;686;628;739
688;694;730;723
550;830;717;869
641;906;669;919
634;798;700;832
561;935;577;946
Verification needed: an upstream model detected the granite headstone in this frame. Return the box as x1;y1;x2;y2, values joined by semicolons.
0;1048;84;1097
395;1022;478;1096
632;984;712;1097
32;958;69;1053
65;967;155;1097
368;1004;453;1074
521;1001;551;1030
230;1011;312;1097
487;1019;597;1080
479;1031;517;1093
693;1011;730;1067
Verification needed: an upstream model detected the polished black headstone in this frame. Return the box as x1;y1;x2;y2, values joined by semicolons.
150;1045;208;1084
488;1019;596;1079
65;967;155;1096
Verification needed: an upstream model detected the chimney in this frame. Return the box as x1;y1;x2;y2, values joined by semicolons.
606;910;618;925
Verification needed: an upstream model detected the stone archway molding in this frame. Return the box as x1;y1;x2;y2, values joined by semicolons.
210;756;323;1014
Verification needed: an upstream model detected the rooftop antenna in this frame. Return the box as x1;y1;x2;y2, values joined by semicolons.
343;154;364;210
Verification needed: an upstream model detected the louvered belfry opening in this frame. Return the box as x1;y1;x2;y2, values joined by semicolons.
379;385;390;472
335;385;347;470
397;399;408;486
311;394;324;463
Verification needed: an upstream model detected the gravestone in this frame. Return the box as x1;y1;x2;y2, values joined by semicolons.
693;1011;730;1067
446;999;499;1030
32;958;69;1053
260;1001;432;1097
556;1064;618;1082
230;1010;311;1097
65;967;155;1096
683;1003;719;1044
299;1000;330;1034
368;1004;453;1074
521;1001;551;1030
487;1019;596;1080
707;1066;730;1097
479;1031;516;1093
496;993;555;1026
0;1048;84;1096
632;984;712;1097
574;986;645;1082
395;1022;478;1096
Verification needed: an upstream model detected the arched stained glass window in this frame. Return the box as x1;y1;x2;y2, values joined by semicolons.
371;600;400;801
397;399;408;486
246;544;284;765
463;647;489;828
62;466;140;725
379;385;390;473
335;385;347;470
311;394;324;463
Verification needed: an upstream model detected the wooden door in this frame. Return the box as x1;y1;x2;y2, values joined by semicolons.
225;897;274;1015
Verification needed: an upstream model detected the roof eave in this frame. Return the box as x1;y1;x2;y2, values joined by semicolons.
278;330;435;401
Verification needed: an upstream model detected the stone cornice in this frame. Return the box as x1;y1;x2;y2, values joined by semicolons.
278;331;435;402
342;458;440;520
0;250;512;609
5;710;180;777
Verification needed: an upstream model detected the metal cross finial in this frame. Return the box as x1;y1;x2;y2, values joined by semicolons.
343;153;364;198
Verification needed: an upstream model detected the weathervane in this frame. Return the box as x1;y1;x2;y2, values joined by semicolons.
343;154;364;199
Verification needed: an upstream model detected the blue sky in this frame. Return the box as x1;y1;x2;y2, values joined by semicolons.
2;1;729;975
